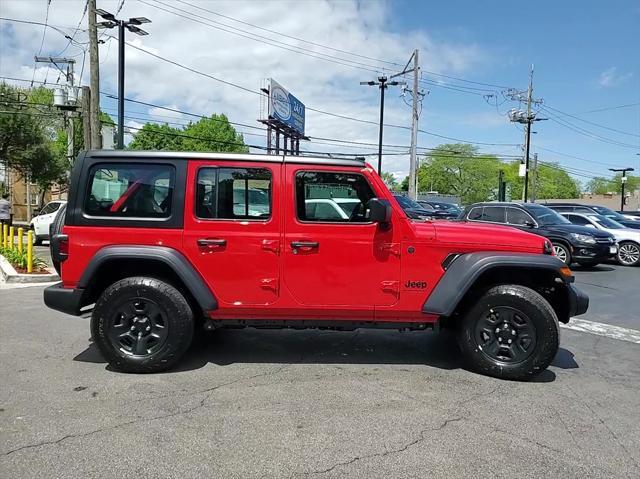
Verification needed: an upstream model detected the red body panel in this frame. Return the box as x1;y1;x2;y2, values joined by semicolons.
61;159;548;324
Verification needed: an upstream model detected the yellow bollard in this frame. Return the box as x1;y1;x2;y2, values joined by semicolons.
17;228;24;253
27;230;33;273
9;226;14;250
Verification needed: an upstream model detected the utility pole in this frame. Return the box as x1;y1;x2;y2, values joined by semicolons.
409;49;420;199
34;57;78;166
507;65;546;202
81;86;91;149
498;169;505;201
95;9;151;149
360;76;405;175
609;167;635;211
88;0;102;149
530;153;539;202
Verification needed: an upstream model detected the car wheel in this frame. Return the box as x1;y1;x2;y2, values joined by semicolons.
91;277;194;373
616;241;640;266
32;230;43;246
552;242;571;265
457;285;559;381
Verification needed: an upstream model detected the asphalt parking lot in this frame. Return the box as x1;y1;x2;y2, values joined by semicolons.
1;264;639;478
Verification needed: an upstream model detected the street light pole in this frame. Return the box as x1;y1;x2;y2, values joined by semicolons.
377;77;387;176
360;76;405;176
96;9;151;150
117;21;125;149
609;167;635;211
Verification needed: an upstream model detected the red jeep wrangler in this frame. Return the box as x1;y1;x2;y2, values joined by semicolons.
44;151;588;379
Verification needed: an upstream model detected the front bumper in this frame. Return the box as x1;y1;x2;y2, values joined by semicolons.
567;283;589;318
571;241;616;261
43;282;84;316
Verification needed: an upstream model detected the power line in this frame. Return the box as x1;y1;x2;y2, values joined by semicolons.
173;0;401;68
542;103;639;138
541;108;639;149
581;102;640;114
55;0;88;56
533;146;626;169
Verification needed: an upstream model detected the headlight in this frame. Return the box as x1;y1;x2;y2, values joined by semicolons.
570;233;596;244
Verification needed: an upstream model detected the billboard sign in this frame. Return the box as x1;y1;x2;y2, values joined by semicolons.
269;79;305;135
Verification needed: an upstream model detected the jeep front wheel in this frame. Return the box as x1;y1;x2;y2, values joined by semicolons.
457;285;559;380
91;277;194;373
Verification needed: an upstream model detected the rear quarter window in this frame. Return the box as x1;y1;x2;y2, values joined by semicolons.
84;163;175;218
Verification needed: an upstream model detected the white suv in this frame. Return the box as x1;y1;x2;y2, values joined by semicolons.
30;200;66;245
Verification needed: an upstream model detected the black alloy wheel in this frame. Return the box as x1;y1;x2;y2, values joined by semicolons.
108;297;169;356
473;306;537;364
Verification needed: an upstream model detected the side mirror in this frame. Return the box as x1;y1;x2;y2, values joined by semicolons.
524;220;536;228
369;198;392;224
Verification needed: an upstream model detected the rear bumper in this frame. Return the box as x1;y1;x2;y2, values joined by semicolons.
567;283;589;319
43;282;84;316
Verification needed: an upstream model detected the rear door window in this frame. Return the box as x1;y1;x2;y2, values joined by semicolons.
196;167;272;220
85;164;175;218
481;206;505;223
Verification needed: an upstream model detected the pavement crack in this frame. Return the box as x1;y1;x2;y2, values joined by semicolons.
2;364;292;457
293;416;464;477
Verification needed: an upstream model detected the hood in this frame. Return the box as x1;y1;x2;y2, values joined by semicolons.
416;220;546;253
541;223;612;238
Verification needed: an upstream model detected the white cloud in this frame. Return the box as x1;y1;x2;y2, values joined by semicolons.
0;0;492;176
598;67;633;87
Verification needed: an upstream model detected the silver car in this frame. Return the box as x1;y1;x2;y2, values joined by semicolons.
561;212;640;266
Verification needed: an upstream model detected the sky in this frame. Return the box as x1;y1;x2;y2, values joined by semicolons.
1;0;639;185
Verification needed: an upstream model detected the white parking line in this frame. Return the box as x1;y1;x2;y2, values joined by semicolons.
562;318;640;344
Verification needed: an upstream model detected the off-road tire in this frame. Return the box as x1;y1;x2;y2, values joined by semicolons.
552;242;571;265
91;277;194;373
457;285;560;381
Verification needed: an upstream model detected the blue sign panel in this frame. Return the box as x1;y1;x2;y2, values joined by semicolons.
269;79;305;135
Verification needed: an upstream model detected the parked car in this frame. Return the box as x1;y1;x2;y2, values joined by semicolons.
29;200;66;245
416;200;461;219
560;212;640;266
545;203;640;230
393;194;435;219
44;150;588;380
617;211;640;221
459;202;617;267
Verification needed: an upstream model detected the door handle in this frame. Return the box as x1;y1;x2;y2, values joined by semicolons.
290;241;319;249
197;238;227;247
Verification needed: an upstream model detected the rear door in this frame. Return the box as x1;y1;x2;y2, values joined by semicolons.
182;160;281;306
282;165;400;308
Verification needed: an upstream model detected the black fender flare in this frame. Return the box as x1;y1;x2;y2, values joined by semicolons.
422;252;566;316
78;246;217;311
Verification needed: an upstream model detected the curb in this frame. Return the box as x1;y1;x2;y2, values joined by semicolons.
0;254;59;284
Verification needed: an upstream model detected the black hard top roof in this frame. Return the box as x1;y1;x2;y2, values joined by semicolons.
84;150;367;168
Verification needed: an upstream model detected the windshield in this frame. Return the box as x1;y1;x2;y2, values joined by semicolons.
591;206;627;221
588;214;625;229
394;195;423;210
525;204;571;225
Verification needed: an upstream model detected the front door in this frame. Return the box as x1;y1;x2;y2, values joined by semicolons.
282;165;400;309
183;160;281;306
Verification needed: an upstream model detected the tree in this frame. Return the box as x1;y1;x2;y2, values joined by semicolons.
381;171;398;190
128;114;248;153
504;161;580;199
128;123;185;151
416;143;502;204
586;174;639;194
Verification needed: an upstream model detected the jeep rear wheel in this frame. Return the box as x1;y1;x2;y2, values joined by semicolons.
91;277;194;373
457;285;559;380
